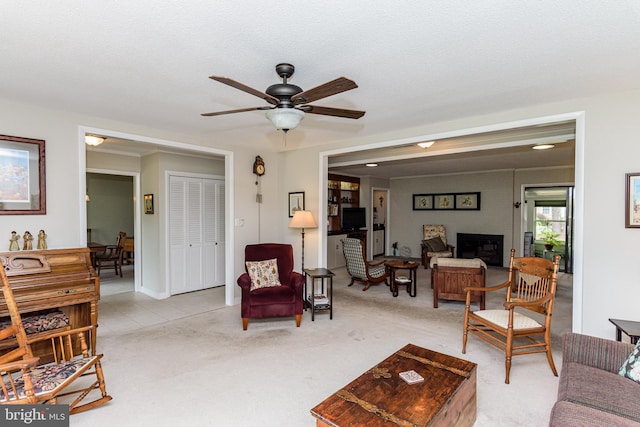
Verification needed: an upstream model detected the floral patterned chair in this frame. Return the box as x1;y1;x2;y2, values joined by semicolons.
342;238;389;291
420;224;455;268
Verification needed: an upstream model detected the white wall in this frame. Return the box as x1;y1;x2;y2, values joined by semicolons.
387;167;574;265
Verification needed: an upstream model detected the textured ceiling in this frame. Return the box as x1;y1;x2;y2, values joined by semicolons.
2;1;639;156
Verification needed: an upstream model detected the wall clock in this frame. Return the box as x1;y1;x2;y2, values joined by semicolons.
253;155;265;176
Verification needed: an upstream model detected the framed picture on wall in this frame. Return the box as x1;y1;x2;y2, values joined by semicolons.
289;191;304;217
412;194;433;210
144;194;154;214
0;134;46;215
433;194;454;210
455;192;481;210
625;173;640;228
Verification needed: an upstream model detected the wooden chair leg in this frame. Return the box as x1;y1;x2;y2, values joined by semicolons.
505;330;514;384
242;317;249;330
295;314;301;327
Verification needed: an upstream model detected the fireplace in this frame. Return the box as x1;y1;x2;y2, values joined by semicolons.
456;233;504;267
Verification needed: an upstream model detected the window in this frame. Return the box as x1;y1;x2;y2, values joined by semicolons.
535;204;566;243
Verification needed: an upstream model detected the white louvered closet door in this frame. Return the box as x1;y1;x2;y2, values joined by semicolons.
170;175;224;295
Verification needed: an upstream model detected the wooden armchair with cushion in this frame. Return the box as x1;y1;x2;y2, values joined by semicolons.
236;243;305;330
421;224;455;268
0;264;111;413
462;249;561;384
341;238;389;291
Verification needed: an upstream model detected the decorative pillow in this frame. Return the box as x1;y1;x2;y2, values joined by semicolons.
246;258;282;291
423;236;447;252
619;341;640;383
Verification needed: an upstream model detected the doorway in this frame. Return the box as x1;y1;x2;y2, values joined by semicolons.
523;185;574;273
86;171;138;294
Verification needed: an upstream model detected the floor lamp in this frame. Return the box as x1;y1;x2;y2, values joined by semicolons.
288;210;317;272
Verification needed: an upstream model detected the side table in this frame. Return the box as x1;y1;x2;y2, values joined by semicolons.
304;268;334;321
609;318;640;344
384;260;419;297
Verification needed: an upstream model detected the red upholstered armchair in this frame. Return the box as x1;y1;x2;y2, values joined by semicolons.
237;243;305;330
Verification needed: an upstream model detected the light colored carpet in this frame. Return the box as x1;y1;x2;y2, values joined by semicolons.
72;265;572;426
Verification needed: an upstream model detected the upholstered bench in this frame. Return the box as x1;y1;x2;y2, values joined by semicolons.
430;258;487;309
0;309;70;351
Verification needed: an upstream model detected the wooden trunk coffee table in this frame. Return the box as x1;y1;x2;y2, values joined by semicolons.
311;343;477;427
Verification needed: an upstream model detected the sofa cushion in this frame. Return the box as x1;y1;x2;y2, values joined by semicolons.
550;401;640;427
246;258;282;291
422;236;447;252
619;341;640;384
559;362;640;423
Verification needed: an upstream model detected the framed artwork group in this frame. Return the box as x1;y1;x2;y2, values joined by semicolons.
413;192;480;211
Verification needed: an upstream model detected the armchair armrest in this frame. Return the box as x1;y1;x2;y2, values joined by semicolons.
290;271;305;294
464;279;510;294
503;292;554;310
237;273;252;291
0;357;40;373
561;332;635;374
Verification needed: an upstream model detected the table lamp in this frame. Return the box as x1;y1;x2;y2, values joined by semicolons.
288;210;317;272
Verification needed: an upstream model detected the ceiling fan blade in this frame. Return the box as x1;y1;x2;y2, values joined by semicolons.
201;106;273;117
291;77;358;104
209;76;279;105
302;105;365;119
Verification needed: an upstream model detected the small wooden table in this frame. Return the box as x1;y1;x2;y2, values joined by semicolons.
304;268;334;321
384;260;419;297
609;318;640;344
311;343;477;427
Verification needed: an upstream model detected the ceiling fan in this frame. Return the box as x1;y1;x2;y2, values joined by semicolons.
201;63;365;132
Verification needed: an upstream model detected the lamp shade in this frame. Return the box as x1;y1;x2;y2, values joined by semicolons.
266;108;304;131
288;210;317;229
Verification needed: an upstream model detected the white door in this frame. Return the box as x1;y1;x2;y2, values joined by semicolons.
170;175;224;295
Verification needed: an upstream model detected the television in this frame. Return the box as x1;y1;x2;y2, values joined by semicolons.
342;207;366;231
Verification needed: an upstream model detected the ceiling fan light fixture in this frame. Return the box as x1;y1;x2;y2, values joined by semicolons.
417;141;435;149
85;135;105;146
265;108;304;132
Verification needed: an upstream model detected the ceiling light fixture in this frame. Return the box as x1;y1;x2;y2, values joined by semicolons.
265;108;305;133
365;163;378;167
417;141;435;148
532;144;555;150
85;135;105;146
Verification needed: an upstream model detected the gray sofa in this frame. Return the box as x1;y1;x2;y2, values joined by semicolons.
550;332;640;426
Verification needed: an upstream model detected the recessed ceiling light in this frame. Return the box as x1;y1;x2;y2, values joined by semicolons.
417;141;435;148
365;163;378;167
532;144;555;150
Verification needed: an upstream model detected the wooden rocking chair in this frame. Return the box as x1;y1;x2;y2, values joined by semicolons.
0;266;112;413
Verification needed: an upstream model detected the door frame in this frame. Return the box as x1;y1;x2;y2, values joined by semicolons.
78;125;236;305
318;111;584;332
